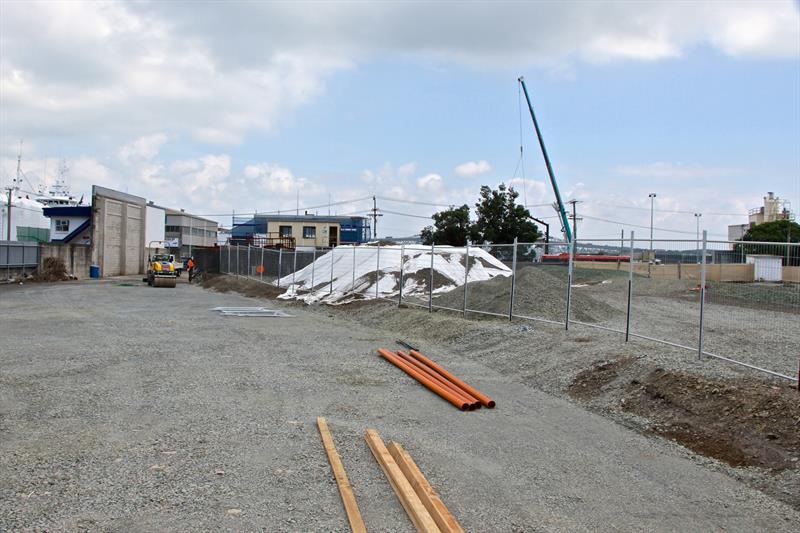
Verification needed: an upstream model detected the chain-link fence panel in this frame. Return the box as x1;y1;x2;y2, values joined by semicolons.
702;240;799;379
510;241;570;325
462;243;515;319
625;238;702;350
569;238;632;334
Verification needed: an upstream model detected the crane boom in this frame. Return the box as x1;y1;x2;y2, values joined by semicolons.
518;77;572;243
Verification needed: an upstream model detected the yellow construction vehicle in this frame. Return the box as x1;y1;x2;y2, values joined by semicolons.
144;242;178;288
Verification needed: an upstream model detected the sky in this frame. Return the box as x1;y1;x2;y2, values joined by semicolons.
1;0;798;242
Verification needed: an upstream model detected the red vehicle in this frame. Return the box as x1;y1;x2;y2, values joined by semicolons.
542;253;630;264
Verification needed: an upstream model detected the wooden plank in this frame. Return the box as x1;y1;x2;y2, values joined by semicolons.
364;429;441;533
387;442;465;533
317;417;367;533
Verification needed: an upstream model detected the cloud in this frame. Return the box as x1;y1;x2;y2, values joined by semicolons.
398;162;418;179
614;162;744;179
2;1;797;150
454;160;492;178
416;173;443;191
118;133;168;164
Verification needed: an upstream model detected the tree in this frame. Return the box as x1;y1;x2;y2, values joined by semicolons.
735;219;800;266
741;219;799;244
472;184;541;244
420;204;476;246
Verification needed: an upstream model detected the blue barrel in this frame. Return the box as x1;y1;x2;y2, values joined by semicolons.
89;265;100;279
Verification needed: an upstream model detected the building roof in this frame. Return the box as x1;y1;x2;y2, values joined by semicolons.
245;214;367;223
42;206;92;217
158;206;218;225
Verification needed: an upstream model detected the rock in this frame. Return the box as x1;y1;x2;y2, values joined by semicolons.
226;508;242;516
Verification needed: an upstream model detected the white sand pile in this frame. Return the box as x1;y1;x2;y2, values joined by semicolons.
276;245;511;304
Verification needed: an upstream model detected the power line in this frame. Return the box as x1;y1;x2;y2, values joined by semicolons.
379;209;434;220
586;201;741;217
377;196;463;208
581;214;727;237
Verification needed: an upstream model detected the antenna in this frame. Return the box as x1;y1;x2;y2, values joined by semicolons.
14;140;23;189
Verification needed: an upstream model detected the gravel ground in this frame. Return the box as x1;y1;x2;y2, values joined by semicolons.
1;278;799;531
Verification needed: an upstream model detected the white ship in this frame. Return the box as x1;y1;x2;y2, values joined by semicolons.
1;155;84;242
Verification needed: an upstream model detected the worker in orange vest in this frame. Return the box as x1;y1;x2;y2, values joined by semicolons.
187;257;195;283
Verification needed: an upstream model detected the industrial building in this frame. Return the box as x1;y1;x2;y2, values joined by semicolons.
230;214;370;248
728;192;794;241
163;207;219;257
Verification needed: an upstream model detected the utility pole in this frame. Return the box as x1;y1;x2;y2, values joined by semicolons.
567;199;581;256
369;195;383;240
5;188;11;241
5;142;23;241
648;193;657;262
694;213;702;263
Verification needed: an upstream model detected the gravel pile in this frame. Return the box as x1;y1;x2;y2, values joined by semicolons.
435;265;620;323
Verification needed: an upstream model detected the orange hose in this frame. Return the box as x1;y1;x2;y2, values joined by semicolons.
377;348;469;411
395;350;480;410
409;349;496;408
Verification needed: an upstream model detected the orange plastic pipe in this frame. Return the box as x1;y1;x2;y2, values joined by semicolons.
377;348;470;411
395;350;480;410
409;349;496;408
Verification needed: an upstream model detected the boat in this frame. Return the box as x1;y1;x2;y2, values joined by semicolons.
1;156;84;242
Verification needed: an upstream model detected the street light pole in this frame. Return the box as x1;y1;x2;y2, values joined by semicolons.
648;193;657;262
694;213;702;263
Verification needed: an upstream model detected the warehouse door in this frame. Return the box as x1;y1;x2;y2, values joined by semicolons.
103;199;123;276
124;205;143;274
328;226;338;247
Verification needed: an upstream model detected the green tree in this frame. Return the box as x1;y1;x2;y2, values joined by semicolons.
736;219;800;266
420;204;476;246
472;184;541;244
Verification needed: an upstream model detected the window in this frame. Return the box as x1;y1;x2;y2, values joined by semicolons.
303;226;316;239
165;225;180;233
279;225;292;237
55;219;70;232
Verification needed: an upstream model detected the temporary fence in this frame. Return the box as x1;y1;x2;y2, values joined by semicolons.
219;238;799;386
1;240;40;281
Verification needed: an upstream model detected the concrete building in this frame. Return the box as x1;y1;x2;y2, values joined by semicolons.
728;192;794;241
230;214;370;248
90;186;147;276
163;208;218;257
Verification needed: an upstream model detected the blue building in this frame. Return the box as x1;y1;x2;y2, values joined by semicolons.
230;214;370;248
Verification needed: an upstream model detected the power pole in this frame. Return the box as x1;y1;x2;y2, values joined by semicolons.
369;195;383;239
567;199;582;256
5;142;23;241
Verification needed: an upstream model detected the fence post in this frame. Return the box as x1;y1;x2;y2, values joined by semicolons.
428;243;435;313
247;245;251;279
292;247;298;291
509;238;518;321
398;244;405;307
219;243;222;274
565;239;574;330
310;247;316;290
277;248;283;288
329;246;335;296
227;245;231;275
375;244;381;300
236;245;240;277
351;245;357;294
260;246;264;282
463;243;470;317
625;231;634;342
698;230;707;359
